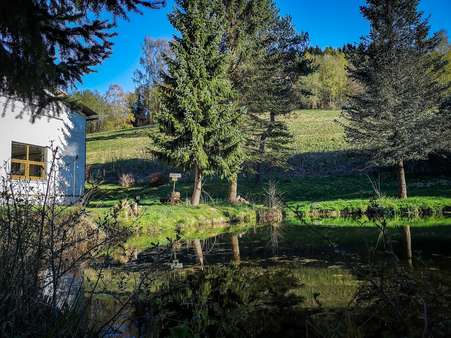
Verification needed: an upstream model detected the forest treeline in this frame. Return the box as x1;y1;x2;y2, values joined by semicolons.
74;39;451;133
74;46;356;132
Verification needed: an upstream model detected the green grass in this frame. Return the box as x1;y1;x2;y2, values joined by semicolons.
86;109;451;248
86;125;155;165
86;110;346;166
283;109;349;153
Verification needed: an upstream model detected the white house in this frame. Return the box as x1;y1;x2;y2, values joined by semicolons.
0;95;97;203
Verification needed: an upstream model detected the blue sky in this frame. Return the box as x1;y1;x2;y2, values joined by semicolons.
77;0;451;93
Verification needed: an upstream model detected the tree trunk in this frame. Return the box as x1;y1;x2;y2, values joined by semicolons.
191;166;202;206
255;136;266;184
403;225;413;268
230;235;240;265
256;113;275;184
397;160;408;199
229;176;238;204
193;239;204;270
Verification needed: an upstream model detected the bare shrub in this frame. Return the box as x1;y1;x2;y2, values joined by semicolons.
0;151;129;337
148;171;167;187
113;198;141;219
264;180;284;210
119;173;135;188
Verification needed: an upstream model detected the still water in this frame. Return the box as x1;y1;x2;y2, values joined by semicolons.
80;218;451;337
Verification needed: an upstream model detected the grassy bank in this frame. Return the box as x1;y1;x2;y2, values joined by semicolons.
88;174;451;221
287;196;451;219
86;109;451;243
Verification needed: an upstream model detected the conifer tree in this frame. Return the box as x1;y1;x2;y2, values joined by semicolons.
152;0;240;206
343;0;449;198
221;0;276;203
0;1;165;112
244;16;310;183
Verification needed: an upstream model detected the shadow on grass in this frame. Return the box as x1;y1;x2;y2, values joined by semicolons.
287;150;368;176
87;126;153;143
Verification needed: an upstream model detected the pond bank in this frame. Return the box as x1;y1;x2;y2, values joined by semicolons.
88;196;451;259
288;196;451;219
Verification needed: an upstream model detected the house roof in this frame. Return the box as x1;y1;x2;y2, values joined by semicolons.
55;90;98;120
65;100;98;120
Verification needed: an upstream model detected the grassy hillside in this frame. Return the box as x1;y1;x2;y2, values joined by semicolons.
86;109;451;205
86;109;451;252
282;110;349;153
87;125;154;165
86;110;348;166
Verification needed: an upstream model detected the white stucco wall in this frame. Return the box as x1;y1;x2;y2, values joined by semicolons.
0;96;87;203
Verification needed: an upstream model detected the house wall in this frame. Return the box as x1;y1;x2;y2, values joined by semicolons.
0;96;87;202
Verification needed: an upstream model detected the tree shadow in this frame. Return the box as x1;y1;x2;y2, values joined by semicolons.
287;149;368;176
87;126;152;142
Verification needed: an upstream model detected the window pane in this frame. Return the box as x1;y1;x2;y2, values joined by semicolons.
29;164;44;178
11;162;25;176
29;145;45;162
12;142;27;160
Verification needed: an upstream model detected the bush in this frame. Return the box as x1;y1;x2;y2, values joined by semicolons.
119;173;135;188
0;158;128;337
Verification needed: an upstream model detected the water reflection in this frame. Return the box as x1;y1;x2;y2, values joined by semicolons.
193;239;204;269
403;224;413;268
230;234;240;265
82;217;451;337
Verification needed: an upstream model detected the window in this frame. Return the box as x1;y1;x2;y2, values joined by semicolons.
11;142;47;180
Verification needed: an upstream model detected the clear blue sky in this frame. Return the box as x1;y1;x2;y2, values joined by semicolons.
77;0;451;93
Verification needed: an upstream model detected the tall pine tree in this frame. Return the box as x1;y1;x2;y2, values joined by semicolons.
342;0;449;198
221;0;276;203
244;15;310;183
152;0;240;206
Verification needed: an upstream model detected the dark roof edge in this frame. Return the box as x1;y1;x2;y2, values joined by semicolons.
55;90;98;120
65;100;99;120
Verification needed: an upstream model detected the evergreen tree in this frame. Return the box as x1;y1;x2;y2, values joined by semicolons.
221;0;276;203
243;15;310;183
342;0;449;198
152;0;240;206
0;0;165;113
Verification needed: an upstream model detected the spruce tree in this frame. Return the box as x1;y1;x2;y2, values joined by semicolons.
343;0;449;198
244;15;310;183
152;0;240;206
0;1;165;112
221;0;276;203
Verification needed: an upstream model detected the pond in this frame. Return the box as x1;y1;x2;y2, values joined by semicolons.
82;217;451;337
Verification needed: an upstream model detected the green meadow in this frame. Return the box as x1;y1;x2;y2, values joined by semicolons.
86;109;451;251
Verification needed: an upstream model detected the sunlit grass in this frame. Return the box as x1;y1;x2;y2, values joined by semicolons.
283;109;349;153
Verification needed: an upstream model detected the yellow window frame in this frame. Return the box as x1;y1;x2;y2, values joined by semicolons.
11;143;47;181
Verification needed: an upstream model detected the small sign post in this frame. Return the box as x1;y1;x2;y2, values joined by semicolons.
169;173;182;193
